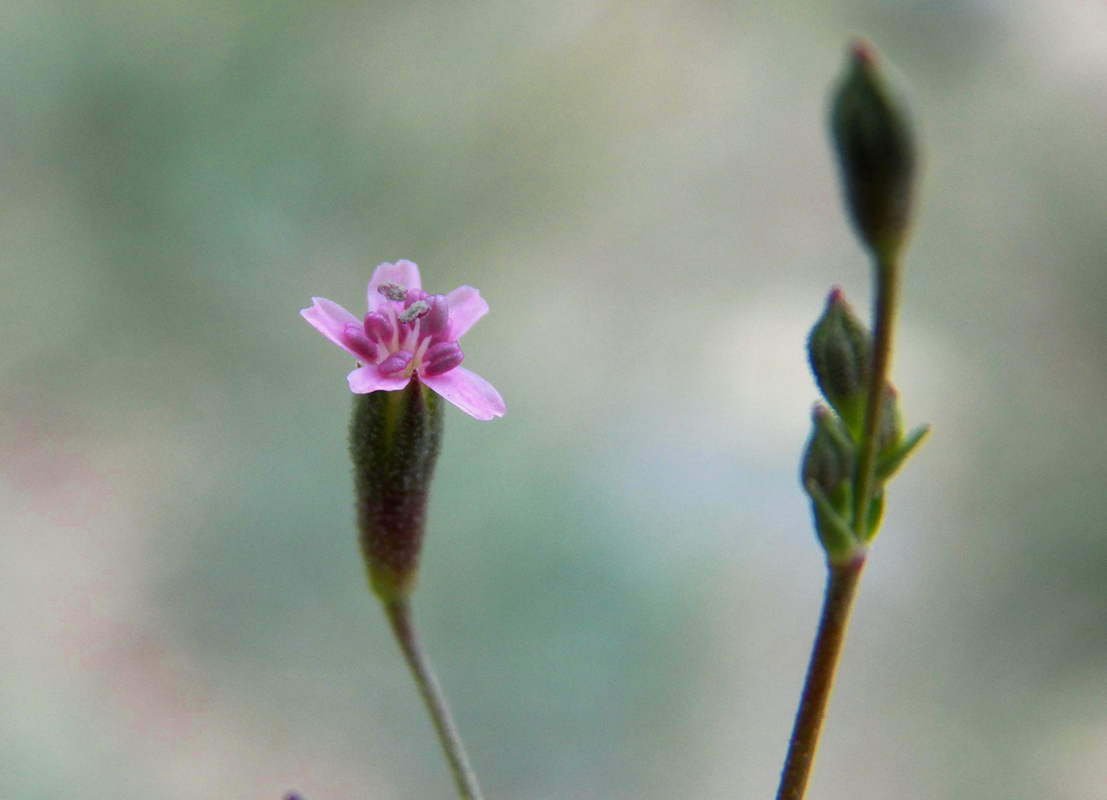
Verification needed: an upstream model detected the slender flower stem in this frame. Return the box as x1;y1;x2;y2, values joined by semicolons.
852;254;900;537
774;555;866;800
383;598;485;800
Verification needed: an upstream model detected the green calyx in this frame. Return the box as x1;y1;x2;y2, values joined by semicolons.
830;40;918;262
349;378;444;601
808;288;872;440
802;406;859;562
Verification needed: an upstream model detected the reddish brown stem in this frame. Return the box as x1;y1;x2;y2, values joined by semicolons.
384;598;484;800
774;556;866;800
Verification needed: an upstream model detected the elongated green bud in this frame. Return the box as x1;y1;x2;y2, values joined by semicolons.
801;405;860;563
808;288;872;441
830;40;918;260
350;378;444;600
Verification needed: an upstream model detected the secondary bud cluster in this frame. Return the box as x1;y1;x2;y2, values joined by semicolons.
802;288;927;562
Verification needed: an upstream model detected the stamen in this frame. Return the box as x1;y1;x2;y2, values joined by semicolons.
378;349;414;376
343;322;379;363
364;312;394;343
404;288;429;307
423;346;464;377
398;300;430;324
424;341;460;362
377;282;408;302
424;295;449;336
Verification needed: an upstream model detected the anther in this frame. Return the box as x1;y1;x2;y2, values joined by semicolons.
398;300;430;324
364;312;394;342
424;341;460;362
423;344;464;377
424;295;449;336
378;350;414;376
377;282;408;302
343;322;379;363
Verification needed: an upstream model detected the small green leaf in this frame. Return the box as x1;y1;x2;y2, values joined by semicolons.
864;490;885;541
875;422;929;483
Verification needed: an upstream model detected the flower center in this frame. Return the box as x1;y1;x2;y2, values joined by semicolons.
346;282;464;378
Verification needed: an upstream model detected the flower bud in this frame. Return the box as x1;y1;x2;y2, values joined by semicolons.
830;40;918;260
808;288;872;441
801;405;859;562
349;377;444;600
802;406;854;503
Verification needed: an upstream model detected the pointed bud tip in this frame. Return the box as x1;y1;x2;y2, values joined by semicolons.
825;287;859;315
849;37;875;67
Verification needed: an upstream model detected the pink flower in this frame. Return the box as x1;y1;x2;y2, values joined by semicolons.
301;260;505;421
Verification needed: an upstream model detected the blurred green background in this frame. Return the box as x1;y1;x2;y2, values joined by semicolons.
2;1;1106;798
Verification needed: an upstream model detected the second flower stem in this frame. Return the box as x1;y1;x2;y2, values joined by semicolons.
776;254;900;800
383;598;485;800
774;555;865;800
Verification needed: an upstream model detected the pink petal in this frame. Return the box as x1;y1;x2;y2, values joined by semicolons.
347;365;411;394
421;367;504;420
444;286;489;339
301;298;366;359
368;260;422;305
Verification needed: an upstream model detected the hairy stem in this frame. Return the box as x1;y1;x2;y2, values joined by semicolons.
774;555;866;800
383;598;484;800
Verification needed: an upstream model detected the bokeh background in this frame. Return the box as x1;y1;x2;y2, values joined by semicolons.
2;1;1106;798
